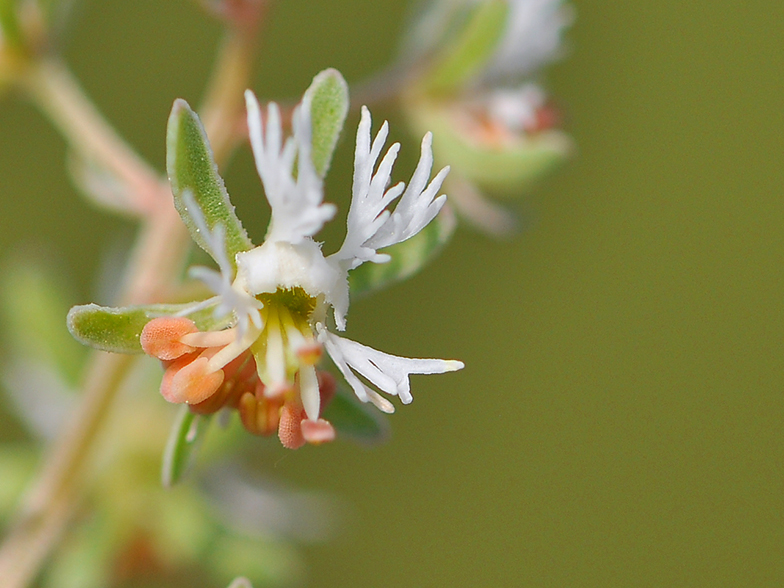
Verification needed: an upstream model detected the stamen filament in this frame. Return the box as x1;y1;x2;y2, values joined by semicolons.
206;323;261;372
264;305;287;393
181;328;238;348
299;363;320;421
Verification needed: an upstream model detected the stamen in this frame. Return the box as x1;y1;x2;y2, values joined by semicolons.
206;323;261;372
140;317;199;360
263;306;288;395
280;310;307;353
278;402;306;449
296;342;322;366
161;356;224;404
301;419;335;445
299;363;321;421
238;392;261;435
189;351;256;415
317;370;337;407
180;328;237;348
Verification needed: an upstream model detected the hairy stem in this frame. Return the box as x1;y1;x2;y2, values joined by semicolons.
200;30;257;163
23;59;164;215
0;353;134;588
0;24;260;587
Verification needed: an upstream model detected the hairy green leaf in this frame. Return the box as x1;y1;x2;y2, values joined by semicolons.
422;0;509;94
162;406;212;488
439;130;571;194
67;302;229;354
167;99;253;268
303;68;349;178
409;101;572;194
348;207;456;298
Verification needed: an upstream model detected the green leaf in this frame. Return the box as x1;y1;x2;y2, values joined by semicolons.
322;383;389;444
167;99;253;268
421;0;509;94
348;207;456;297
67;302;230;354
439;129;572;195
303;68;349;178
161;406;212;488
408;101;573;194
67;151;138;216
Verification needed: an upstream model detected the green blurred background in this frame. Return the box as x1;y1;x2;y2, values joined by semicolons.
1;0;783;586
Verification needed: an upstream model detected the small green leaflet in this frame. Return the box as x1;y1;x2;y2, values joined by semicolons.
166;99;253;270
304;68;349;178
67;302;230;354
162;406;212;488
420;0;509;94
349;207;456;298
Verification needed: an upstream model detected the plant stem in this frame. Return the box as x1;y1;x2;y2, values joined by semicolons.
0;353;134;588
23;59;165;215
0;23;260;587
200;29;257;163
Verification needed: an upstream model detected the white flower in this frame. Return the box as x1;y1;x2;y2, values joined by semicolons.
481;0;574;83
144;90;463;447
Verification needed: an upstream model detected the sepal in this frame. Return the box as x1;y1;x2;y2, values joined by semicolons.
303;68;349;178
409;99;572;194
161;406;212;488
67;302;230;354
418;0;509;95
321;383;389;444
166;99;253;269
348;206;455;297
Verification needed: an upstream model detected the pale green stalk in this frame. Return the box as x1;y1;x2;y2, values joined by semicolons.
0;24;261;587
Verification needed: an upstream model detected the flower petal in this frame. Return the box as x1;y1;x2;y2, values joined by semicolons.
318;324;463;407
245;90;336;245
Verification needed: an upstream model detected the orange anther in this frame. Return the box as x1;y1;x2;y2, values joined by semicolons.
160;356;223;404
301;418;335;445
140;317;199;360
296;342;323;365
278;402;306;449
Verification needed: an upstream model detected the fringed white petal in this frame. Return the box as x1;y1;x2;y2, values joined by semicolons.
317;324;463;409
365;132;449;251
244;90;335;245
331;107;449;271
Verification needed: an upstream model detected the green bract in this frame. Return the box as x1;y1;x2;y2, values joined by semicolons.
303;68;348;178
167;99;253;269
66;302;231;355
419;0;509;94
349;208;456;297
162;406;211;488
410;101;572;194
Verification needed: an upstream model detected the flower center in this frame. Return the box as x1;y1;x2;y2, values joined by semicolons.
256;286;316;319
249;287;323;419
